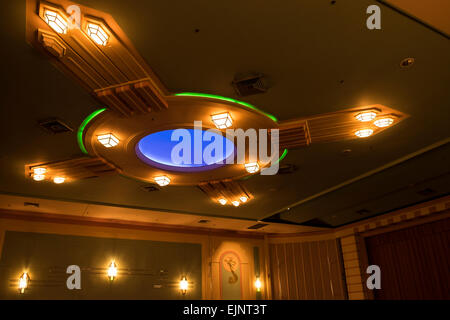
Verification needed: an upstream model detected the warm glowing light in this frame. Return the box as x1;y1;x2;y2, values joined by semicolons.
33;167;47;175
179;276;188;295
154;175;171;186
355;129;374;138
44;9;68;34
355;111;377;122
87;23;109;46
255;277;262;292
53;177;65;184
211;112;233;129
218;198;227;205
232;200;240;207
97;133;120;148
244;162;260;173
374;117;394;127
18;272;29;294
33;174;45;181
107;261;118;281
240;196;248;203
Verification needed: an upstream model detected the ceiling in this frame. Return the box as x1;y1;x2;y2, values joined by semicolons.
0;0;449;227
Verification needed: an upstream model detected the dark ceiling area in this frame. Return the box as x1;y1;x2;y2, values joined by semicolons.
0;0;449;225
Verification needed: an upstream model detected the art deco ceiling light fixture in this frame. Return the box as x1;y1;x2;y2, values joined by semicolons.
355;129;374;138
244;162;260;174
154;176;171;187
355;111;377;122
53;176;65;184
97;133;120;148
43;9;68;34
25;0;409;207
211;112;233;129
87;23;109;46
374;117;395;127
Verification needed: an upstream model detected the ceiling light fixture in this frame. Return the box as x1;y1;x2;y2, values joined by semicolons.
33;174;46;181
211;112;233;129
232;200;240;207
43;9;68;34
355;111;377;122
87;23;109;46
355;129;374;138
218;198;227;205
154;175;170;186
179;276;188;295
18;272;30;294
33;167;47;175
244;162;260;173
374;117;394;127
107;261;118;281
53;177;65;184
240;196;248;203
97;133;119;148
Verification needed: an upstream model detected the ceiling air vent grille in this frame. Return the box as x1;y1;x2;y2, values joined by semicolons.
141;185;160;192
38;118;73;134
232;74;267;97
247;223;269;230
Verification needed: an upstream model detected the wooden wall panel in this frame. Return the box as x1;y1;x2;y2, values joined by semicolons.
269;239;346;300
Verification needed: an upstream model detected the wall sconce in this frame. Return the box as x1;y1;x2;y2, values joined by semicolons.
231;200;240;207
97;133;120;148
179;276;188;295
18;272;30;294
211;112;233;129
240;196;248;203
107;261;118;281
87;23;109;46
254;277;262;292
43;9;68;34
218;198;227;205
154;175;171;186
244;162;260;173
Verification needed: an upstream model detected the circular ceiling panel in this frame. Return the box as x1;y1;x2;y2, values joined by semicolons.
136;129;235;172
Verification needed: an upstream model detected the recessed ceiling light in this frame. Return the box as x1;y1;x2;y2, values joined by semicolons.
244;162;260;173
374;117;394;127
53;177;65;184
97;133;119;148
43;9;68;34
240;196;248;203
33;174;45;181
211;112;233;129
218;198;227;205
154;175;170;186
355;111;377;122
87;23;109;46
355;129;373;138
33;167;47;175
232;200;240;207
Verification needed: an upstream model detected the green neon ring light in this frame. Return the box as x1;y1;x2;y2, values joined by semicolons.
77;108;107;154
174;92;278;122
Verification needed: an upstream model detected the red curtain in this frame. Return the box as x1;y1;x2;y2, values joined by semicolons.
365;217;450;299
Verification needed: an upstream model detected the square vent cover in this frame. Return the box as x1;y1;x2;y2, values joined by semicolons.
38;118;73;134
232;74;267;97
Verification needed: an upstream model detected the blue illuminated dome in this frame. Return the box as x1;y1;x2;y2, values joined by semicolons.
136;129;235;172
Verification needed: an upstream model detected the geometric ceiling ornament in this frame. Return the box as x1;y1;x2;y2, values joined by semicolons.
25;0;410;205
